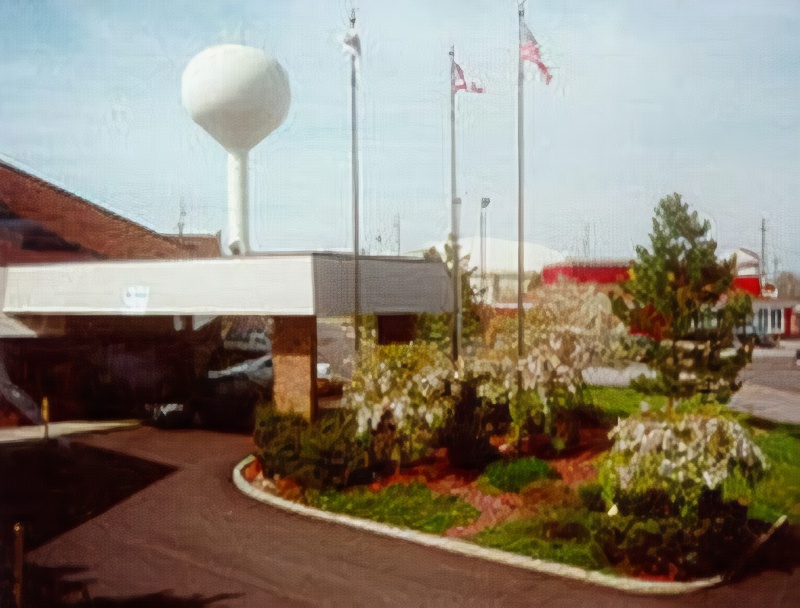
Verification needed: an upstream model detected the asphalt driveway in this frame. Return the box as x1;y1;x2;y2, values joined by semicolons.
5;424;795;607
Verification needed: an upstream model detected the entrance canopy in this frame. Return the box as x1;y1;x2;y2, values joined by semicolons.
0;253;452;317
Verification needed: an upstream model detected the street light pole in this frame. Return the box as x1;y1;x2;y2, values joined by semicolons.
517;6;526;362
481;197;490;298
348;10;361;353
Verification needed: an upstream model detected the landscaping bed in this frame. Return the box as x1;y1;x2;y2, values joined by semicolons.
243;382;798;585
241;197;800;587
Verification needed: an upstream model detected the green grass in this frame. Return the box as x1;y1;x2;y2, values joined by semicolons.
472;509;609;571
748;422;800;524
584;385;668;420
306;482;480;534
478;457;559;494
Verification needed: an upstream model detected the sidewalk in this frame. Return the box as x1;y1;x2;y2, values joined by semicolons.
729;385;800;425
0;420;140;444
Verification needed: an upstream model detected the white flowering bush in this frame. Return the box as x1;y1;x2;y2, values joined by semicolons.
599;412;768;518
343;340;456;463
465;282;628;434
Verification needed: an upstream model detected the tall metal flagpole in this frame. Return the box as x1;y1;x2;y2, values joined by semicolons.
450;46;462;362
517;6;525;362
351;10;361;353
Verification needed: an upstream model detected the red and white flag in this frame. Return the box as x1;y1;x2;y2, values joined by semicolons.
452;61;484;94
520;21;552;84
343;29;361;57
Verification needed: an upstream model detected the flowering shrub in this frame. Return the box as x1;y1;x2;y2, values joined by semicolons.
599;412;768;518
343;340;456;463
465;283;628;434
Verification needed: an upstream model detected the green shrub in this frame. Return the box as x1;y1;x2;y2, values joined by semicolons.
253;404;308;479
478;457;559;494
307;482;480;534
596;494;756;579
254;405;366;490
440;378;500;470
628;373;667;396
577;482;606;512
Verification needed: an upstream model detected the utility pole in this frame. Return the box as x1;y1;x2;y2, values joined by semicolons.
177;199;186;237
761;217;767;287
394;213;400;256
517;5;526;362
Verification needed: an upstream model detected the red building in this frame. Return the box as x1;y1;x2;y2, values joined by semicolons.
542;259;631;286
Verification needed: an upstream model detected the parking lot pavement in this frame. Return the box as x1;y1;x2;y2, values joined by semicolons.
729;342;800;424
13;425;799;607
729;384;800;425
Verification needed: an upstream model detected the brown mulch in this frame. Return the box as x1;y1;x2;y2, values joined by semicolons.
250;431;612;538
547;427;611;487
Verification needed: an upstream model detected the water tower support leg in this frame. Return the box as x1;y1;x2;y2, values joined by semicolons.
227;150;250;255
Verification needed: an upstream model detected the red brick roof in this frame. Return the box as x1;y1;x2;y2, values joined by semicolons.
0;161;218;260
162;234;222;257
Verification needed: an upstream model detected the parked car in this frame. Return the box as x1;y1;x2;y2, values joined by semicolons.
737;325;778;348
188;354;273;430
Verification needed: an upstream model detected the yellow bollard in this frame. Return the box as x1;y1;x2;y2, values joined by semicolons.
13;522;23;608
42;396;49;441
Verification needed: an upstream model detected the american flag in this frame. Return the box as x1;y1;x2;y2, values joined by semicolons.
520;21;552;84
452;61;484;94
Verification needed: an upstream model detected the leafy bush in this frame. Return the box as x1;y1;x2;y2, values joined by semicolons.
440;377;501;469
475;498;759;579
577;482;606;512
599;413;768;519
479;457;559;493
465;283;627;440
307;482;480;534
254;405;366;490
344;340;456;464
253;404;308;479
595;494;756;579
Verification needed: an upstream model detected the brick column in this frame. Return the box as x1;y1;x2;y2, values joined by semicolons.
376;314;417;345
272;316;317;421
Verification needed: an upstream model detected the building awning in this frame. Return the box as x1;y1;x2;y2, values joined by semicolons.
0;253;453;317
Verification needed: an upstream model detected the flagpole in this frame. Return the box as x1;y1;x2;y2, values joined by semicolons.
450;46;461;362
350;10;361;354
517;6;525;362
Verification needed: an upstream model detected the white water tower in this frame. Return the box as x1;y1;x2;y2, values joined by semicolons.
182;45;291;255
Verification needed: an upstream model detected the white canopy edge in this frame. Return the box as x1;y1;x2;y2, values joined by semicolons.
0;253;452;317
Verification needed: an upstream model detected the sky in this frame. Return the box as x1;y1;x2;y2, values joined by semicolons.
1;0;800;275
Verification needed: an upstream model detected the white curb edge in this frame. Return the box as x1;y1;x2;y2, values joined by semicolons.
233;455;723;596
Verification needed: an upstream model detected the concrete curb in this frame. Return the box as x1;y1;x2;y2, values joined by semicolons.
233;455;723;596
0;420;141;444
